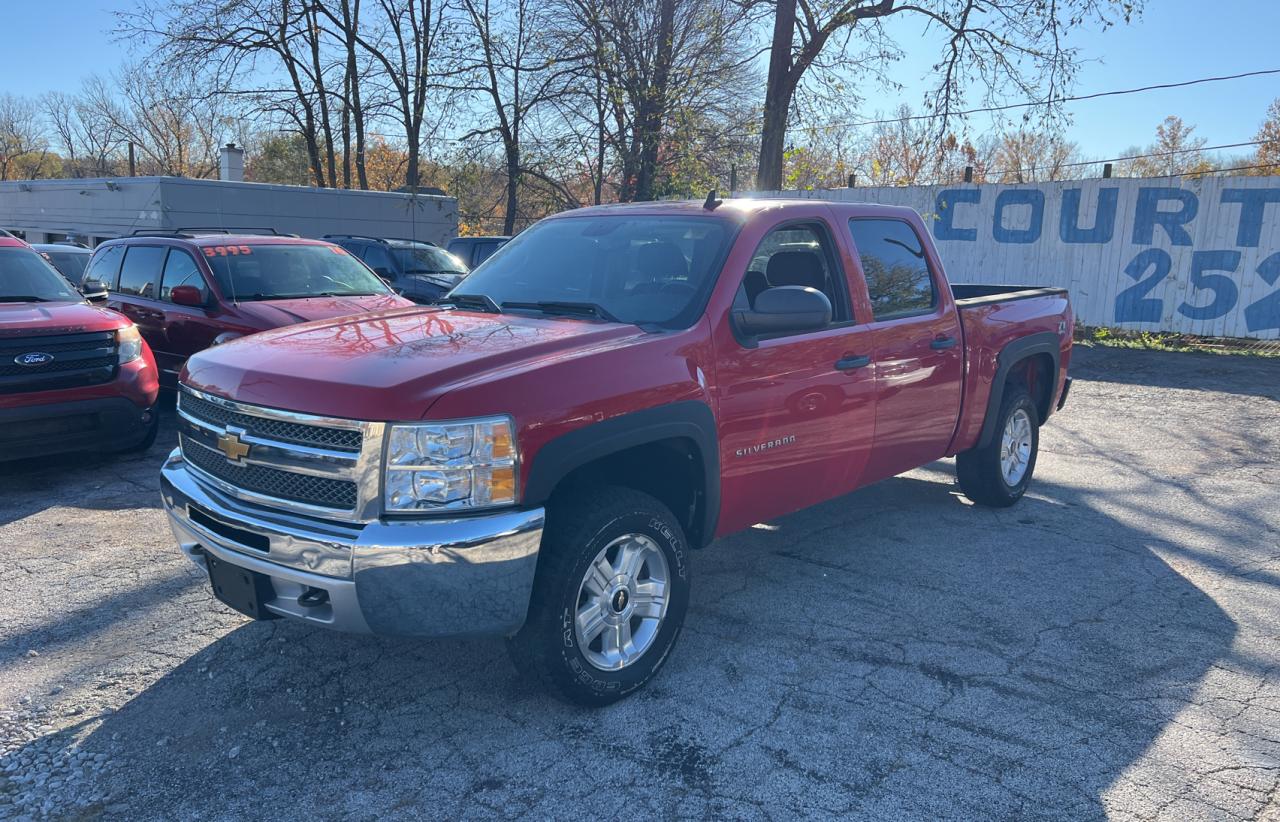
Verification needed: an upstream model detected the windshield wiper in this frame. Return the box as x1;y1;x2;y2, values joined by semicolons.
501;300;622;323
0;295;55;303
445;293;502;313
406;268;464;276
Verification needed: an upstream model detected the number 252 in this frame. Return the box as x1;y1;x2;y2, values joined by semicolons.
1115;248;1280;332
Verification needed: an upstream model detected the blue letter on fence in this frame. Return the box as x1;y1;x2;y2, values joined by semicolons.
993;189;1044;244
1221;188;1280;247
934;189;980;241
1060;187;1118;244
1133;188;1198;246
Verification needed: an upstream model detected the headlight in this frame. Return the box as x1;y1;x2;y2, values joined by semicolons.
384;417;517;512
117;325;143;364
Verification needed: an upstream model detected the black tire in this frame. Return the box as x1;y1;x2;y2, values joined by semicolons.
506;486;691;707
111;408;160;454
956;385;1040;507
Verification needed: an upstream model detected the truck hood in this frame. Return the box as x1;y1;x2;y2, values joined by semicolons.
232;293;411;329
183;306;644;420
0;301;128;338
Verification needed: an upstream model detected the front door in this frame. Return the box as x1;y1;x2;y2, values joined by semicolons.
714;218;878;534
155;248;224;380
845;218;964;482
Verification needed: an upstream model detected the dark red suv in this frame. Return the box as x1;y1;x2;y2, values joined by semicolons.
0;237;160;461
82;232;413;385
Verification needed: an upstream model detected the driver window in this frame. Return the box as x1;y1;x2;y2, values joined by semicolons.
362;244;395;277
732;223;850;322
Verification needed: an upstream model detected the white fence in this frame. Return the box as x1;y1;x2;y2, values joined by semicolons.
756;178;1280;340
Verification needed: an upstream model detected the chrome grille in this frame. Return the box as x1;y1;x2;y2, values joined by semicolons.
176;385;383;521
183;438;358;509
179;392;362;452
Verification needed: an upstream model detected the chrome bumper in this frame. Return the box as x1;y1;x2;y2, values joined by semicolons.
160;448;545;637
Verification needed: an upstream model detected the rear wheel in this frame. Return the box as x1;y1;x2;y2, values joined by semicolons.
506;487;690;706
956;386;1039;507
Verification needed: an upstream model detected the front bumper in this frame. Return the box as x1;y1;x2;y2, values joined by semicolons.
0;395;153;461
160;449;545;637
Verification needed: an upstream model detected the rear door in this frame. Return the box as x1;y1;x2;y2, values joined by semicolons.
155;247;224;380
845;218;963;481
714;215;879;533
108;244;168;354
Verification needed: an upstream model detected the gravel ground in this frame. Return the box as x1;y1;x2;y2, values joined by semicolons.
1;345;1279;820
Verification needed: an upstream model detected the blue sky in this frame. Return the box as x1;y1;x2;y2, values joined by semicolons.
3;0;1278;163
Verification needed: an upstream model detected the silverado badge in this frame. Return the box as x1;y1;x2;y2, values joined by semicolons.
216;430;251;463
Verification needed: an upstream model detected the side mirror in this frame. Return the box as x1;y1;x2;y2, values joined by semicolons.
170;285;205;307
733;286;832;336
80;278;108;302
373;267;395;283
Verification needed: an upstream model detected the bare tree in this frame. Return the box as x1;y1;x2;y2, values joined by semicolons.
0;94;54;180
455;0;588;232
755;0;1141;190
991;130;1080;182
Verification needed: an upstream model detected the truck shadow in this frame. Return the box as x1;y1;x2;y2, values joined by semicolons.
28;464;1234;818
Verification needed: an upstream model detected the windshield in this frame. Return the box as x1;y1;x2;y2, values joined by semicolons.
393;246;467;276
0;248;83;302
204;244;394;301
43;251;89;282
449;216;734;328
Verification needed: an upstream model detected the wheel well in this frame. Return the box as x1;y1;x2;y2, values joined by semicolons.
550;437;707;546
1007;353;1055;423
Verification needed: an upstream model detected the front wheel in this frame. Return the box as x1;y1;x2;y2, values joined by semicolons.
956;386;1040;507
506;487;690;706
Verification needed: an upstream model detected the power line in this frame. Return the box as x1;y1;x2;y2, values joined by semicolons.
800;68;1280;133
977;139;1269;178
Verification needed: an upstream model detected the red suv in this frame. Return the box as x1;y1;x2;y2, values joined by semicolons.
82;231;413;385
0;237;160;460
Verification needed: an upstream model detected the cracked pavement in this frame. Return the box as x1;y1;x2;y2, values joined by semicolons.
1;345;1279;820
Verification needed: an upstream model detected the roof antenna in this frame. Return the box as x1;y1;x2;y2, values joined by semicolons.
703;189;722;210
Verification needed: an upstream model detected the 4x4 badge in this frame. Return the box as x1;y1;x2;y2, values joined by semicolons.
216;430;251;463
14;352;53;366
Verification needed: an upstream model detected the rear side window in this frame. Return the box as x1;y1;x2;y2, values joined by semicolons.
84;245;124;288
847;219;938;320
117;245;166;298
160;250;208;303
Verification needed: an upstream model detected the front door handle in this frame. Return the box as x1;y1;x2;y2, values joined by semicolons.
835;355;872;370
930;336;957;350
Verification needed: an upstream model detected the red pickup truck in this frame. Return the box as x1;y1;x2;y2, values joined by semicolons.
160;198;1072;705
0;237;160;460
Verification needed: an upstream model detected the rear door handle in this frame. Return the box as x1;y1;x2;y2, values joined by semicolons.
835;355;872;370
930;336;957;350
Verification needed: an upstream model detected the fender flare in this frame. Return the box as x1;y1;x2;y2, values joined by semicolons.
523;400;720;547
976;331;1061;448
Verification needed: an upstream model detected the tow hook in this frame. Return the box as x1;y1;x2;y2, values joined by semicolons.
297;587;330;608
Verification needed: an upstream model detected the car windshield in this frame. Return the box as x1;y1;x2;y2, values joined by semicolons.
449;216;734;328
393;246;468;276
0;248;83;303
203;244;394;301
43;251;89;282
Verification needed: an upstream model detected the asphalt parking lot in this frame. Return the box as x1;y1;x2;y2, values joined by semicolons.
1;345;1279;820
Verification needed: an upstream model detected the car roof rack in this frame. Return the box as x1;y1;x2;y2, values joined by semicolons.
323;234;438;247
131;227;297;238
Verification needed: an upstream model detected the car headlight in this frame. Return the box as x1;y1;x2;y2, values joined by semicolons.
117;325;143;364
384;417;518;512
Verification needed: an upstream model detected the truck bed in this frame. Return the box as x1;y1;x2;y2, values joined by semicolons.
952;284;1068;308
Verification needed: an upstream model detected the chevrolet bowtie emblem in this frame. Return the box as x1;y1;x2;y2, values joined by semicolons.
216;430;251;463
